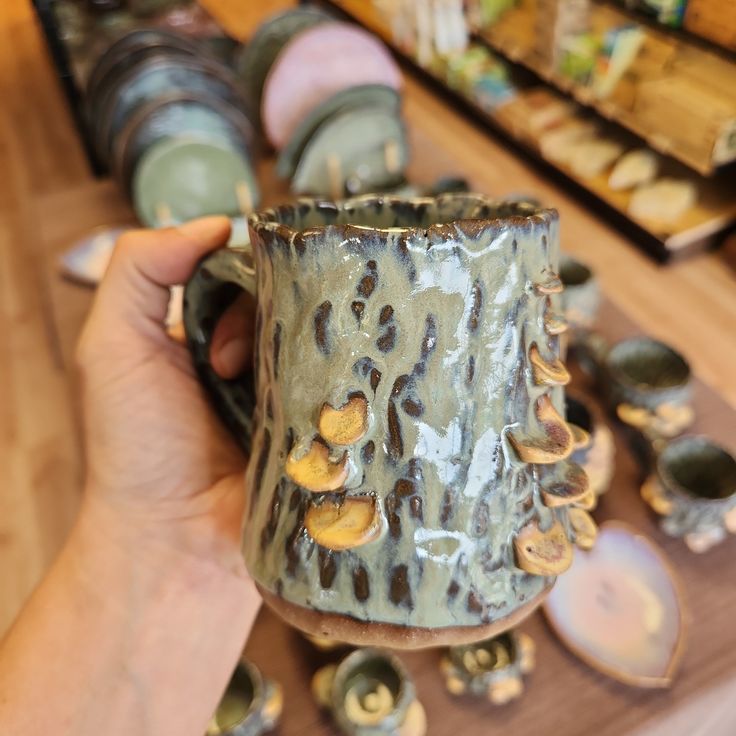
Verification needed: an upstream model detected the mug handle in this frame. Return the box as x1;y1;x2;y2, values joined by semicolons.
183;247;257;455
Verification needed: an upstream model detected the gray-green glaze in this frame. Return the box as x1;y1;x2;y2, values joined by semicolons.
654;436;736;542
559;253;599;332
184;194;577;633
276;84;401;180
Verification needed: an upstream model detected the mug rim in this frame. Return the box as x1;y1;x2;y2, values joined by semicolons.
247;193;558;244
606;336;690;394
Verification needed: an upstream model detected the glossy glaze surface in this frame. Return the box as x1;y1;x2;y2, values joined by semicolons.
185;194;584;636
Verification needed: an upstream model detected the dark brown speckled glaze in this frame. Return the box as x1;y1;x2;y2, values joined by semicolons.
184;193;585;647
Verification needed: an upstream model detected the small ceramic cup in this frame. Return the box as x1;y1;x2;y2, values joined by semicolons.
312;648;426;736
642;436;736;553
579;335;694;440
441;630;535;705
565;394;615;504
559;254;600;333
207;661;283;736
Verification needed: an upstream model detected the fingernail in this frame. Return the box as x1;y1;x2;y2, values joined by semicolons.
215;336;248;379
178;216;231;241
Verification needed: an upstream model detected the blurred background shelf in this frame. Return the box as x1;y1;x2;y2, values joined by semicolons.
320;0;736;261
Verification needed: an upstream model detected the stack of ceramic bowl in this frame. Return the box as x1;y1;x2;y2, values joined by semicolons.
238;7;409;198
86;28;258;227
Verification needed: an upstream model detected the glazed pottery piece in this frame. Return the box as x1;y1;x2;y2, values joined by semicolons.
132;137;258;227
261;21;402;149
206;660;282;736
86;28;202;113
58;225;133;286
312;648;426;736
127;0;185;17
113;91;255;194
642;436;736;553
291;107;409;197
235;7;331;113
441;630;535;704
94;55;244;163
580;334;694;440
544;521;686;688
558;254;600;333
565;394;615;504
184;194;590;648
276;84;401;180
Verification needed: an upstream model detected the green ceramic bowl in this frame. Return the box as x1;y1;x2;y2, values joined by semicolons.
132;136;259;227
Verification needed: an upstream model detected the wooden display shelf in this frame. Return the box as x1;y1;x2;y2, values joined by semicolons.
321;0;736;262
596;0;736;57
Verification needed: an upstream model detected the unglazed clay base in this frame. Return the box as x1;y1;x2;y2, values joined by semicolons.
258;582;553;650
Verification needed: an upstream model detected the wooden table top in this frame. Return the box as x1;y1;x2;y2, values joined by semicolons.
1;1;735;733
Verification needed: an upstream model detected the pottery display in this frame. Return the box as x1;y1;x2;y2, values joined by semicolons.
641;435;736;553
184;193;592;648
558;253;600;333
544;522;686;688
206;660;283;736
581;334;694;440
441;630;535;704
564;394;615;504
260;21;402;149
312;648;426;736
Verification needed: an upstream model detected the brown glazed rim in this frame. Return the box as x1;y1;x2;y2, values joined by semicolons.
247;194;558;246
258;580;554;650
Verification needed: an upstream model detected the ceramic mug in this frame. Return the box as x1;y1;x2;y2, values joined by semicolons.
559;254;599;333
641;435;736;553
207;661;282;736
184;194;589;648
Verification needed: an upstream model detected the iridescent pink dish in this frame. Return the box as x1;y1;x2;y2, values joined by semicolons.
544;521;686;688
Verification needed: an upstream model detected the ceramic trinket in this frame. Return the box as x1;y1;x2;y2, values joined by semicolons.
565;394;615;505
184;194;592;648
440;630;535;704
558;254;600;334
544;522;686;688
312;648;426;736
580;334;694;440
641;435;736;553
206;660;283;736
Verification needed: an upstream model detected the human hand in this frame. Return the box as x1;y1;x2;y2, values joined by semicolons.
76;216;256;573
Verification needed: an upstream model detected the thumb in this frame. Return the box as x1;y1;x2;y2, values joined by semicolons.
94;216;232;330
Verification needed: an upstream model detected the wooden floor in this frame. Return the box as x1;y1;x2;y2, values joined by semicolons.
1;0;735;652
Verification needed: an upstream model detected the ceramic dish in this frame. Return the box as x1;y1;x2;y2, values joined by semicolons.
132;136;259;227
113;91;255;194
235;7;331;113
291;106;409;196
94;55;244;163
544;521;686;688
276;84;400;180
86;28;202;113
261;21;401;149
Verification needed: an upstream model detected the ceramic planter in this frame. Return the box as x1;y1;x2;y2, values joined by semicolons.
565;393;615;505
312;648;426;736
441;630;535;704
641;436;736;553
184;194;593;648
207;661;283;736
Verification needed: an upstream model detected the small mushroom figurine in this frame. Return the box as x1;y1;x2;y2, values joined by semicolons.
312;648;426;736
206;660;283;736
440;630;535;705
